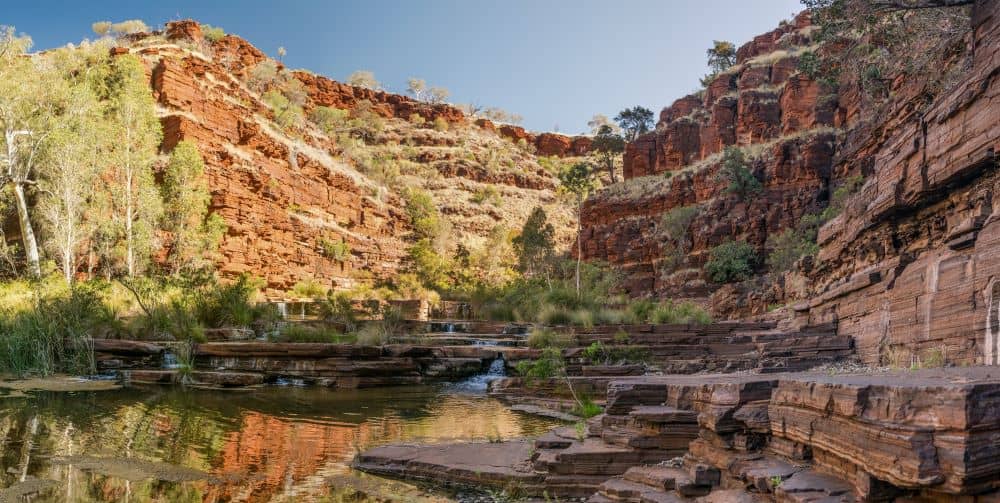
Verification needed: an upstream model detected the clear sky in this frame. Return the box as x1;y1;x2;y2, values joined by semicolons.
6;1;803;133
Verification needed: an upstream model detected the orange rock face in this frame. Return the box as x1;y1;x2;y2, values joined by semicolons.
796;0;1000;366
137;28;410;294
584;12;836;300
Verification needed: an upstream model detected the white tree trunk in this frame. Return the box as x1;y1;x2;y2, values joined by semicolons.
576;200;582;296
12;182;40;278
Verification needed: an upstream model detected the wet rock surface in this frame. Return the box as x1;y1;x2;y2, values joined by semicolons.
355;367;1000;502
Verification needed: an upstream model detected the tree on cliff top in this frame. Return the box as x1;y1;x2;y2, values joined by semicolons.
706;40;737;74
614;107;654;143
590;125;625;184
348;70;382;91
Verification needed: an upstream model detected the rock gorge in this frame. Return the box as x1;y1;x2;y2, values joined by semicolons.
121;20;591;295
580;1;1000;368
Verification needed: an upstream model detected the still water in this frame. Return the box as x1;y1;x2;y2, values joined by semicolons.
0;382;561;502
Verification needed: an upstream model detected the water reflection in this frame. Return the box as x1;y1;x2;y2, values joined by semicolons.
0;385;560;502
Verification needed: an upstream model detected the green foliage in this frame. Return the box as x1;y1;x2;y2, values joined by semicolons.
767;226;820;273
650;300;712;324
309;105;349;134
801;0;970;98
526;327;573;349
432;117;449;131
291;279;327;299
705;240;758;283
512;207;555;279
706;40;737;73
190;274;265;329
582;341;649;365
201;24;226;42
614;106;654;142
718;146;762;200
271;324;355;343
0;284;112;376
161;141;226;275
408;239;453;293
797;51;822;80
318;237;351;262
408;113;426;126
590;124;625;182
402;188;442;240
263;89;303;129
767;175;864;273
659;205;700;271
103;54;165;278
514;347;564;380
317;291;359;332
572;397;603;419
574;421;587;441
470;185;501;205
356;305;403;345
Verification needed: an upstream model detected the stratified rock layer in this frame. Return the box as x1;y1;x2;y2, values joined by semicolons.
793;0;1000;366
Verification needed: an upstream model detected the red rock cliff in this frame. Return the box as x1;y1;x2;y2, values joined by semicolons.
581;11;838;299
793;0;1000;366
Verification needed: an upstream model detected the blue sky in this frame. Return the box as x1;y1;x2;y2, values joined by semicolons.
6;1;803;133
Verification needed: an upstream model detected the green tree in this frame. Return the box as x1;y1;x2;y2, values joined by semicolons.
705;240;758;283
718;146;762;201
706;40;737;73
614;106;654;142
403;188;442;241
590;124;625;183
0;27;65;278
512;206;555;280
161;141;226;275
559;162;597;295
262;89;303;130
104;55;164;278
39;82;104;283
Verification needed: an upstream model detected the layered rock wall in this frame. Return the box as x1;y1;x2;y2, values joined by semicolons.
794;0;1000;366
580;11;839;297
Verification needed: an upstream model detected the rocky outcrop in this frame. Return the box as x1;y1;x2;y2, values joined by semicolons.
580;11;839;302
357;367;1000;501
788;0;1000;366
97;338;530;388
119;20;587;294
138;44;410;293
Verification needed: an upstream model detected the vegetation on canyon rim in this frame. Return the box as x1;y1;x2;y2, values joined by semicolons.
1;0;968;378
0;18;704;377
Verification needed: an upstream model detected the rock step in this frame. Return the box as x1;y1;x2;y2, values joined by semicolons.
534;427;579;449
537;439;680;476
598;477;689;503
627;406;698;424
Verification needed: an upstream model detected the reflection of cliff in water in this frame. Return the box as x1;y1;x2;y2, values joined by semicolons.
0;385;559;502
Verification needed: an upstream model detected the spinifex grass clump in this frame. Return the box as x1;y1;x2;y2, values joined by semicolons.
0;284;115;376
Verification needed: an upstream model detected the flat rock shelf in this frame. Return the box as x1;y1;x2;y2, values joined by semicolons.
354;367;1000;501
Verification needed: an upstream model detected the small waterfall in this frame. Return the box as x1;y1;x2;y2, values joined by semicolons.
449;357;506;393
443;323;455;333
276;302;288;319
162;351;181;369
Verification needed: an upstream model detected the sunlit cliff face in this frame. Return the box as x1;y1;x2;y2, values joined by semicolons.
0;386;559;502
